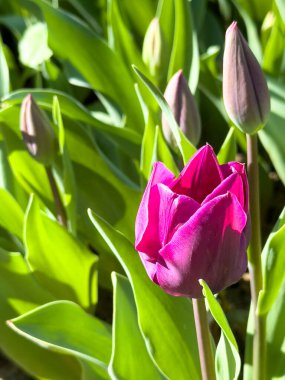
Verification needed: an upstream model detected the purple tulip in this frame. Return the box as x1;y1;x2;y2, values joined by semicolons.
223;21;270;134
135;145;249;298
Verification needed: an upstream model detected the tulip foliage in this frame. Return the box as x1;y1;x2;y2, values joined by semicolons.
0;0;284;379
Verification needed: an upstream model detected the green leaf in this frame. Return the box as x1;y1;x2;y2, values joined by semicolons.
259;78;285;186
65;126;140;239
54;116;141;289
189;21;200;94
217;128;236;164
0;249;81;379
3;90;141;145
66;0;102;34
140;115;159;183
52;96;77;234
0;140;14;194
18;22;52;69
157;0;175;72
232;0;262;61
276;0;285;24
8;300;112;379
245;207;285;378
258;211;285;315
88;210;201;380
24;195;98;310
232;0;273;24
0;188;24;239
140;112;178;186
109;273;163;380
27;0;143;130
120;0;155;39
156;127;179;175
244;281;285;380
200;280;241;380
0;36;9;97
58;117;138;287
265;280;285;379
1;118;54;210
262;10;285;76
133;66;196;163
168;0;193;82
107;0;145;73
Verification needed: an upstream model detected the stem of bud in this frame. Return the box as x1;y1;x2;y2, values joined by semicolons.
45;166;67;228
192;298;216;380
246;134;266;380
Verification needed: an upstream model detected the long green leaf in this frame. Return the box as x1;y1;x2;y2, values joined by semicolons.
109;273;163;379
107;0;145;73
200;280;241;380
259;78;285;186
24;196;98;311
168;0;192;81
0;36;9;97
258;206;285;315
217;128;236;164
88;210;201;380
0;249;81;379
0;189;24;239
53;96;77;233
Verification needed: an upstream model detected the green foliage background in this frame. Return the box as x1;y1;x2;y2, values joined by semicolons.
0;0;284;379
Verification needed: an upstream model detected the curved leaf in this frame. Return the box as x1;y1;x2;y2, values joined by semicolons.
109;273;163;380
24;196;98;311
8;301;112;379
200;280;241;380
89;210;201;380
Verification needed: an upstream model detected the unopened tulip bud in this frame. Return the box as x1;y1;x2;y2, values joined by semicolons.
20;94;58;165
162;70;201;147
142;18;166;79
223;21;270;134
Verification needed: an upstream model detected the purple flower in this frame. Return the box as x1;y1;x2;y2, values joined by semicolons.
135;145;249;298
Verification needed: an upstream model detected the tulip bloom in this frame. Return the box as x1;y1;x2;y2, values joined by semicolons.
223;21;270;134
135;145;249;298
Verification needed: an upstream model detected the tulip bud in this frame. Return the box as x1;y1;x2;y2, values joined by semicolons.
223;21;270;134
20;94;58;166
162;70;201;147
142;18;166;79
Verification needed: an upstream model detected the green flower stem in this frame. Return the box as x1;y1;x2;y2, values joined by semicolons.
192;298;216;380
246;134;265;380
45;166;67;228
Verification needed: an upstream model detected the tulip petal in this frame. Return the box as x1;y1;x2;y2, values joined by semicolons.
171;145;223;203
156;193;248;298
220;162;248;212
202;172;245;210
135;162;175;251
136;183;200;281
